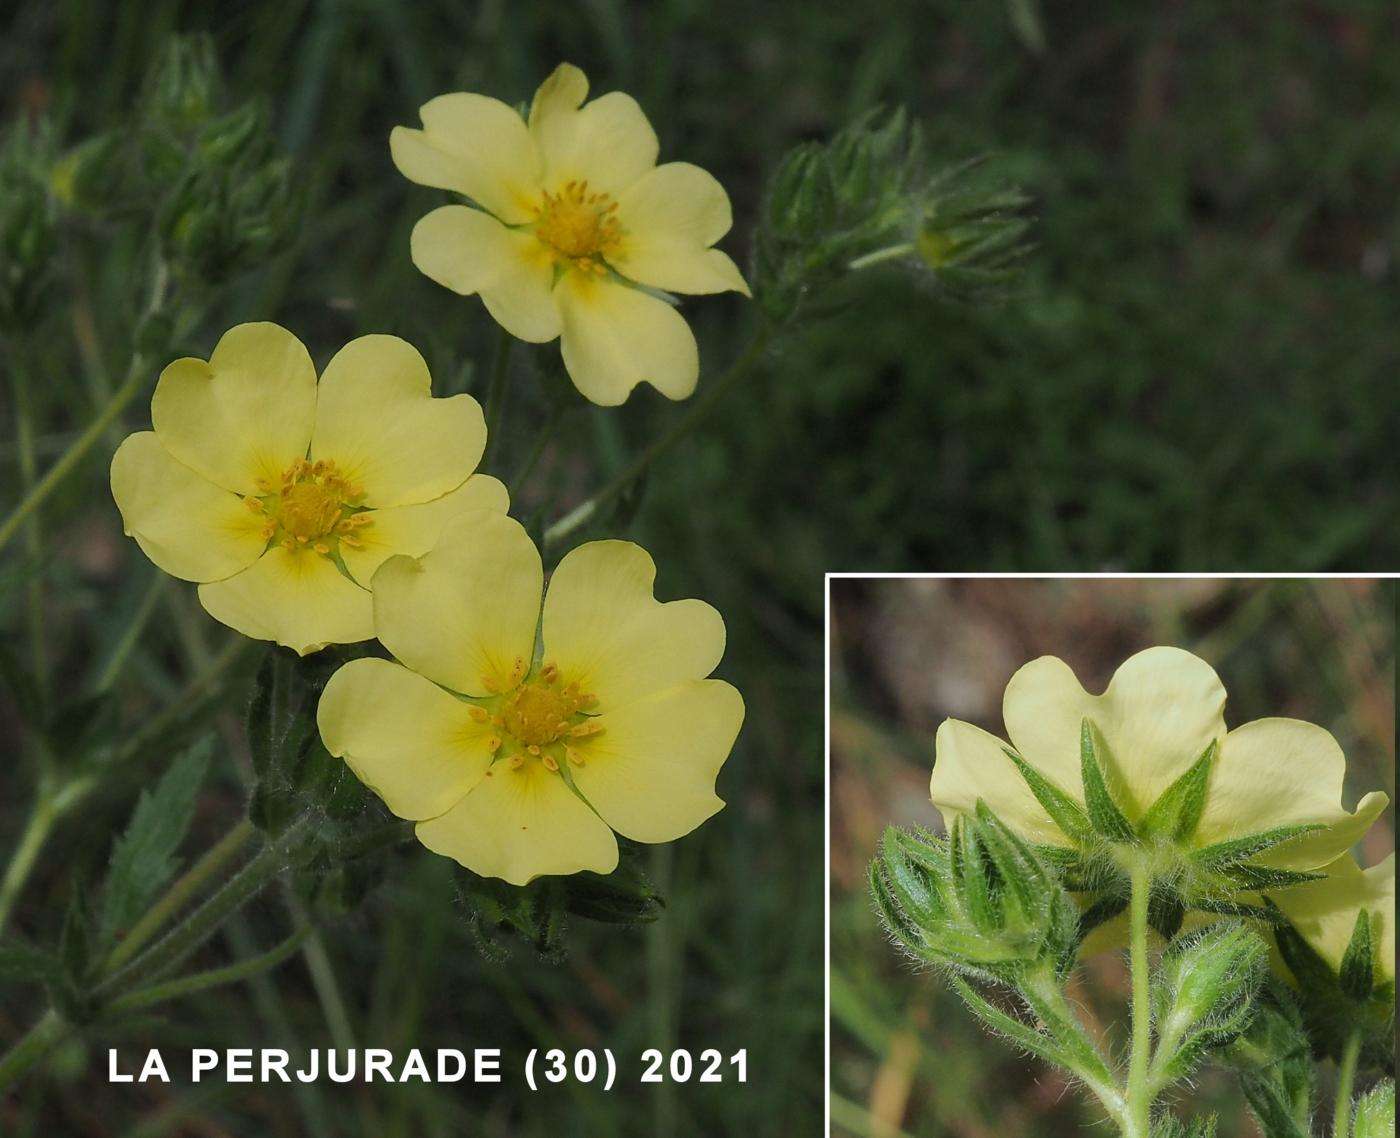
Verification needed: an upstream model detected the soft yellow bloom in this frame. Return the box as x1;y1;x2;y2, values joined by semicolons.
930;646;1388;870
390;62;748;406
317;511;743;884
1272;852;1395;985
111;323;505;655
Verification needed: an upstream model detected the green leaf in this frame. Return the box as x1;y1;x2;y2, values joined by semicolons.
1339;909;1374;1001
0;942;61;986
99;737;210;946
1191;824;1325;867
1002;748;1092;842
1138;741;1215;842
1079;719;1134;841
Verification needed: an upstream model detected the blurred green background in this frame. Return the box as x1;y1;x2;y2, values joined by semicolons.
1;0;1397;1135
829;578;1396;1137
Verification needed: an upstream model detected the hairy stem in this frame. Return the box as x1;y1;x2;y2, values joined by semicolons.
543;325;771;547
0;1010;65;1093
1021;967;1128;1127
104;925;310;1016
0;790;56;935
1125;859;1154;1138
102;818;258;975
1332;1029;1361;1138
95;816;308;999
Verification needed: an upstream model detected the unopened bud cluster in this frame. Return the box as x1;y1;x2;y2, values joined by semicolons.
870;802;1078;982
754;110;1032;321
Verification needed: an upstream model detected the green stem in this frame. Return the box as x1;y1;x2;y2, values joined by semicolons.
92;571;169;693
102;818;257;975
543;326;772;548
481;329;514;466
0;358;149;557
8;345;48;706
0;637;249;932
1021;967;1128;1127
104;925;310;1016
0;1009;65;1092
0;790;57;935
511;403;562;488
95;816;308;998
1332;1029;1361;1138
1125;859;1154;1138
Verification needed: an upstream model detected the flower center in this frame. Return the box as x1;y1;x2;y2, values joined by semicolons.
245;457;372;557
533;180;620;273
473;659;602;773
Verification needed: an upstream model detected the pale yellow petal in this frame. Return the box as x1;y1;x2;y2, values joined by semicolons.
372;511;542;697
151;322;316;494
390;93;542;224
197;546;371;655
555;273;698;405
541;540;724;708
1199;717;1390;868
930;718;1074;846
110;432;268;583
414;760;618;885
309;334;486;508
1003;647;1227;820
529;64;657;197
340;475;509;588
410;206;561;343
611;162;749;295
317;657;493;821
1271;853;1394;980
570;680;741;843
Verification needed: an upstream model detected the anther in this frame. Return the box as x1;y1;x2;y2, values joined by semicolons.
542;755;559;772
468;706;489;723
508;754;524;769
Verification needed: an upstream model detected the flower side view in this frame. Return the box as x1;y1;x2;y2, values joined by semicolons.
929;647;1390;945
317;510;744;885
111;322;506;654
391;62;749;406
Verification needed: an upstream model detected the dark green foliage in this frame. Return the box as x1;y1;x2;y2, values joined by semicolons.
98;737;209;946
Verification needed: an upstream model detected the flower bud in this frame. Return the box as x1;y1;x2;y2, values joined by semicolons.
870;803;1078;982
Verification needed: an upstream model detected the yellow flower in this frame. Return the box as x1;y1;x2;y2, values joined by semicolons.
930;646;1388;871
317;511;743;885
110;323;505;655
390;62;749;406
1272;852;1395;985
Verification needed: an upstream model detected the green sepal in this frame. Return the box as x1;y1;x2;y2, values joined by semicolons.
1191;898;1288;926
1003;748;1092;843
1148;885;1186;941
1338;909;1374;1001
1078;719;1134;842
1191;824;1324;868
954;819;999;933
454;870;568;963
1218;864;1326;891
1137;741;1215;842
1352;1080;1396;1138
563;847;664;926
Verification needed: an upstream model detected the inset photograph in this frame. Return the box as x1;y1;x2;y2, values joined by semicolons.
829;577;1395;1138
